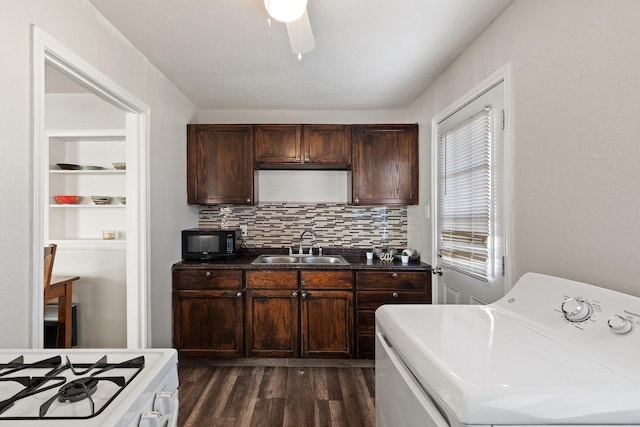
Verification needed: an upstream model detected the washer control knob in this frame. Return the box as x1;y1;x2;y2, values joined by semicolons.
561;298;593;322
608;315;633;334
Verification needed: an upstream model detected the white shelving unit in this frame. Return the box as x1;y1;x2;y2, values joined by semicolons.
46;129;127;245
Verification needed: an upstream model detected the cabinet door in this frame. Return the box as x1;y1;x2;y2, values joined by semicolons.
301;290;353;358
173;290;244;357
246;289;299;357
351;124;419;205
187;124;254;205
302;125;351;166
254;124;302;165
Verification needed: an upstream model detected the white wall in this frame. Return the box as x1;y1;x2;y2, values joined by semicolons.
408;0;640;296
1;1;196;349
45;93;125;129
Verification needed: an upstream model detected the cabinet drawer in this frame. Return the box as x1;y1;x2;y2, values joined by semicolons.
246;270;298;289
356;271;429;290
301;271;353;289
357;290;429;310
173;269;242;289
357;310;375;334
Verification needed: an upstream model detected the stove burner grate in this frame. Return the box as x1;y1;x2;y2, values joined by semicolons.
57;377;98;403
0;354;145;420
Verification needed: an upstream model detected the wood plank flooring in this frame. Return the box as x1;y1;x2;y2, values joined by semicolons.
177;360;375;427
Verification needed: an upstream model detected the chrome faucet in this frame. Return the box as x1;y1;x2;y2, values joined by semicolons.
299;230;316;255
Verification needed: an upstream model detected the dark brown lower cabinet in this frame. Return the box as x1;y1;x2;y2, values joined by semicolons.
172;268;244;358
301;290;353;358
355;271;431;359
173;290;244;358
246;270;354;358
246;289;299;358
172;265;428;360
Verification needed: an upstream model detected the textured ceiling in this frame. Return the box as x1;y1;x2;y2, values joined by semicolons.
88;0;512;110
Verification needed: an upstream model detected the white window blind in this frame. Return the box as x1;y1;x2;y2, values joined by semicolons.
439;108;493;281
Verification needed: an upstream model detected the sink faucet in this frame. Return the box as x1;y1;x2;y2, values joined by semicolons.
299;230;316;255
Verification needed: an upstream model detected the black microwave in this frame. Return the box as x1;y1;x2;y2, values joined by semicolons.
182;229;237;260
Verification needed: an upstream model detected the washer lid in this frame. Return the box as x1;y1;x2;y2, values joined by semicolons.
376;304;640;425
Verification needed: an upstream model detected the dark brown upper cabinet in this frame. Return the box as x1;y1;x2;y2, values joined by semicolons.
351;124;419;206
187;124;256;205
254;124;351;169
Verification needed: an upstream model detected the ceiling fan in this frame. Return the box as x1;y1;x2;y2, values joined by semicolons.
264;0;315;59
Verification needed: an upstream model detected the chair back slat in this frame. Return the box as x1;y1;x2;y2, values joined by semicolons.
43;244;57;307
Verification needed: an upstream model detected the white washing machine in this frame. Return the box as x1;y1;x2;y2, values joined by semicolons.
375;272;640;426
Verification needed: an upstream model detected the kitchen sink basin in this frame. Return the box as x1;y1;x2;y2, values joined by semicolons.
252;254;349;265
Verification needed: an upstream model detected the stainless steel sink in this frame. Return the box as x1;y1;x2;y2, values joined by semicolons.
252;254;349;265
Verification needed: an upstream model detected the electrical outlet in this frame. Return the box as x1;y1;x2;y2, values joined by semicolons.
240;225;248;237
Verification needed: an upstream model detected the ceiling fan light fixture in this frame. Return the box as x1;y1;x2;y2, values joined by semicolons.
264;0;308;23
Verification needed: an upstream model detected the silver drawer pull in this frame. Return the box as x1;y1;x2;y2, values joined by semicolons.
205;271;211;277
236;292;242;297
392;292;399;298
391;273;398;279
292;291;298;297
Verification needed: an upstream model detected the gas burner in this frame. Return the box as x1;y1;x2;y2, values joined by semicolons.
40;376;127;417
0;353;149;420
57;377;98;403
0;350;176;423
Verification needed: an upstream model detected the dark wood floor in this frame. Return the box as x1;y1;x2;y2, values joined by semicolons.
177;360;375;427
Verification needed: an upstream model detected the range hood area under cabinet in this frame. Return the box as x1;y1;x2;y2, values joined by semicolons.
186;123;419;206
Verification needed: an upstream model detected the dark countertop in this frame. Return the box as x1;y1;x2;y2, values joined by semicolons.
172;248;431;272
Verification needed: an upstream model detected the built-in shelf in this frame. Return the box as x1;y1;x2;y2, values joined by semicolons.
49;170;125;175
46;129;127;243
49;204;126;208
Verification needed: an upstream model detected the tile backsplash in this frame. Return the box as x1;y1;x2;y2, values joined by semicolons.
198;203;407;249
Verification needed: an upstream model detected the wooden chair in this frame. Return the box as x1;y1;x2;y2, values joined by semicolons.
43;244;79;348
43;243;57;312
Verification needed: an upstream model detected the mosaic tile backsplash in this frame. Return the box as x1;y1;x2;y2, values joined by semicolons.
198;203;407;249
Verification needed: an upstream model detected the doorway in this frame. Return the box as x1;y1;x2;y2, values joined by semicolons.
32;26;150;348
431;65;512;305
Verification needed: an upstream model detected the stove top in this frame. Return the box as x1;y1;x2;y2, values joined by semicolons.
0;349;178;426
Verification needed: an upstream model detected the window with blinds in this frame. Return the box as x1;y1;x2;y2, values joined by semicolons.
438;108;493;281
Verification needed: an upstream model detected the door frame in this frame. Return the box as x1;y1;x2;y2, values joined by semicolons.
32;26;151;348
430;64;513;304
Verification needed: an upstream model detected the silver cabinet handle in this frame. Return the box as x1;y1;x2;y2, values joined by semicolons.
301;292;308;299
392;273;398;279
292;291;298;297
246;198;251;203
392;292;399;298
205;271;211;277
236;292;242;297
304;156;310;162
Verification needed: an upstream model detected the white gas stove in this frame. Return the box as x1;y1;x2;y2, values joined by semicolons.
376;273;640;426
0;348;178;426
